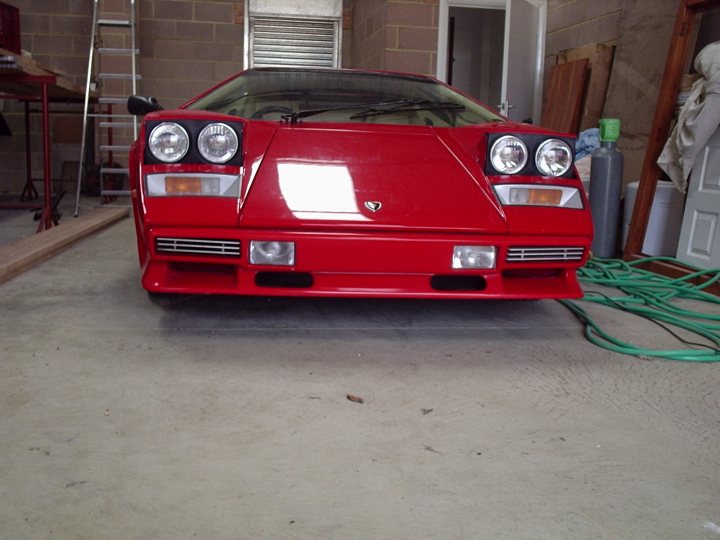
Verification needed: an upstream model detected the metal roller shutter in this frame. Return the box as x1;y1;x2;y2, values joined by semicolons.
249;16;340;68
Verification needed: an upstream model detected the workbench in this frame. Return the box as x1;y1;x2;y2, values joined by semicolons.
0;47;88;232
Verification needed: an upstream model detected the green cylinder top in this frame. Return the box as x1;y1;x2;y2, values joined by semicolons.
599;118;620;142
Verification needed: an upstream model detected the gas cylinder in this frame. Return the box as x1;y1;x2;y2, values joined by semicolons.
589;118;624;258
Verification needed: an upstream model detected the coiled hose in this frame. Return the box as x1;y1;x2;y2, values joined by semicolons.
558;257;720;362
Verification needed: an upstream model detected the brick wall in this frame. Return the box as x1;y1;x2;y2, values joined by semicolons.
351;0;387;69
546;0;625;57
602;0;679;187
0;0;91;194
545;0;679;187
3;0;245;109
0;0;674;196
385;0;438;74
0;0;246;193
138;0;245;109
5;0;91;87
353;0;625;79
351;0;438;75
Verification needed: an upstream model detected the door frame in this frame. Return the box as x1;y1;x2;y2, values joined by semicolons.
436;0;547;122
625;0;720;260
436;0;505;84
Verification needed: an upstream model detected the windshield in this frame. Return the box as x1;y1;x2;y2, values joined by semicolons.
186;68;503;127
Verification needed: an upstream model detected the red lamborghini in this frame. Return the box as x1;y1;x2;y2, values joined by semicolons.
127;67;592;300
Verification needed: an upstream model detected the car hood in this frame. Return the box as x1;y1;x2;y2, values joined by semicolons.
238;124;507;233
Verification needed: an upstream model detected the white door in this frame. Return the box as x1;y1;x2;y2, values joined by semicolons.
437;0;546;123
500;0;545;123
676;128;720;268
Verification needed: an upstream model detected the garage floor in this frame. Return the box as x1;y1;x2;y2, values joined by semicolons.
1;218;719;539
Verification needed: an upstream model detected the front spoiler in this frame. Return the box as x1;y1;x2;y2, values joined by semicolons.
140;226;590;300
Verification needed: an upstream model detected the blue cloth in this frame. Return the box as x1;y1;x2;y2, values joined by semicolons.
575;128;600;160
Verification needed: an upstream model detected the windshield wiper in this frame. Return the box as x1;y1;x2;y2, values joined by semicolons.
350;100;465;119
282;99;460;125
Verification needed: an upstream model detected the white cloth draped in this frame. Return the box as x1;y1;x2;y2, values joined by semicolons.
657;41;720;192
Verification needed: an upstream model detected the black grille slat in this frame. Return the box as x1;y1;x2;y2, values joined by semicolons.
506;246;585;263
156;237;241;257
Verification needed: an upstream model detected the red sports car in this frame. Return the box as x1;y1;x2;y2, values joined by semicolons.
127;67;592;300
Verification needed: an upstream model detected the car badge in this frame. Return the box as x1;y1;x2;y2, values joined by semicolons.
364;201;382;212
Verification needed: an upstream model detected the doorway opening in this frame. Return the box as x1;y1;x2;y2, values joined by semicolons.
437;0;546;124
447;7;505;110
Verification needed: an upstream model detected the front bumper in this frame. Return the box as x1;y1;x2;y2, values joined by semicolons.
140;227;590;299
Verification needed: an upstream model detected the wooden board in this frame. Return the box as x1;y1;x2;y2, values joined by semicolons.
602;0;679;189
0;208;129;285
541;58;589;134
558;43;616;131
0;47;88;99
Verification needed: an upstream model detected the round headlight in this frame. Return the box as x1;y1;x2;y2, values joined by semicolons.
198;123;239;163
148;122;189;163
490;135;528;174
535;139;573;177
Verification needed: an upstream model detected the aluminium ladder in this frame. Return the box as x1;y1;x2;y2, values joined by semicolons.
74;0;140;216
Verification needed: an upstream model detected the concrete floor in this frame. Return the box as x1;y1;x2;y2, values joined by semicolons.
1;218;719;539
0;194;126;247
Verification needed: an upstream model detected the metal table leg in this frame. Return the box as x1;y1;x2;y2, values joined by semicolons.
20;101;38;201
36;81;53;232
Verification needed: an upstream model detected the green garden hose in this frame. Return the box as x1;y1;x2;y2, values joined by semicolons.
558;257;720;362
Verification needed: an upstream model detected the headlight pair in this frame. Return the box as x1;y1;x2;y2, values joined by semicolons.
489;135;573;177
148;122;239;164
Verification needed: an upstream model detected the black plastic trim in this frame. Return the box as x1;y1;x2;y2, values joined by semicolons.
255;272;314;288
144;119;243;166
430;275;487;291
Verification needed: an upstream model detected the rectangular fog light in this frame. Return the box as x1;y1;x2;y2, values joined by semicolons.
249;241;295;266
452;245;496;269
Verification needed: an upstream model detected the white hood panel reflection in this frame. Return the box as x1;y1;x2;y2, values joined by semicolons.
277;162;370;221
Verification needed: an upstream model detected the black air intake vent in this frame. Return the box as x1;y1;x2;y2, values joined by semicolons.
506;246;585;262
156;237;241;257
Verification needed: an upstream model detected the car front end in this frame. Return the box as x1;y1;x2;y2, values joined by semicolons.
128;68;592;300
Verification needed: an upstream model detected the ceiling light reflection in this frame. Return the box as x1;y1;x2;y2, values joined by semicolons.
277;162;369;221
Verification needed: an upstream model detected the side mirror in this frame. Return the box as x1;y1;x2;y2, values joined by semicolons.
127;95;163;116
